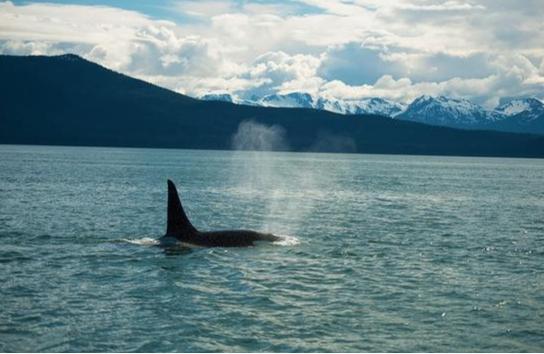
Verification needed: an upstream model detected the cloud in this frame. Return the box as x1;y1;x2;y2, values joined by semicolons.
298;0;368;16
171;1;235;17
397;1;485;11
239;51;322;97
0;1;240;84
0;0;543;105
171;0;300;18
318;62;543;108
317;43;403;85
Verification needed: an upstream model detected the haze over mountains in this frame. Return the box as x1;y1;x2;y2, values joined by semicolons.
1;54;544;158
200;92;544;134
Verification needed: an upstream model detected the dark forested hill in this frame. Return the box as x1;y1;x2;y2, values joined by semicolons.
1;54;544;157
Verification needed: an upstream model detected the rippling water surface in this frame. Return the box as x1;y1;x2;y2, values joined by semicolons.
1;145;543;352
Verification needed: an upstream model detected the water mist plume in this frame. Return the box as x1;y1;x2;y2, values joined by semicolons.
231;120;289;151
228;120;329;239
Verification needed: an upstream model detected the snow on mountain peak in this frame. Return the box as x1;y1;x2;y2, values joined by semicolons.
399;95;493;127
197;90;406;117
260;92;316;109
195;91;543;132
495;97;544;117
258;92;405;116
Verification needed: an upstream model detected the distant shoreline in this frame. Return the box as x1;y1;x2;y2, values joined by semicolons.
2;143;544;160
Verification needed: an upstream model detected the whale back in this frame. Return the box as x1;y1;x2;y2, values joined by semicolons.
166;180;198;237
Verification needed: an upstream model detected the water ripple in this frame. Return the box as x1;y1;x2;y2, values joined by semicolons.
1;146;543;351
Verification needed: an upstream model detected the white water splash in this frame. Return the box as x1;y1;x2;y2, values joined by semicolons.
273;234;300;246
121;237;160;246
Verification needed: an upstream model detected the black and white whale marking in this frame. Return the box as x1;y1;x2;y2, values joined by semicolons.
160;180;280;247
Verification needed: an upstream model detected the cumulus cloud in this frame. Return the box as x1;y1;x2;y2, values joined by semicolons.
317;43;403;85
236;51;322;97
318;65;541;109
0;0;543;104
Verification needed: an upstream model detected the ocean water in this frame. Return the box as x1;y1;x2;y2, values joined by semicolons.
0;144;543;352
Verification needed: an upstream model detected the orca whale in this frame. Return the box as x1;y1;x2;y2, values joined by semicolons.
160;180;280;247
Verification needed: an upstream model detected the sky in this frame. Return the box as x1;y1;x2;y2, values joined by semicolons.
1;0;543;107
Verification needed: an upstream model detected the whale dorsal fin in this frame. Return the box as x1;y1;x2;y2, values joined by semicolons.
166;180;198;236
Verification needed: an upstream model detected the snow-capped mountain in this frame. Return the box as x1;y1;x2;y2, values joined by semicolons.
494;98;544;121
197;92;544;134
492;98;544;133
315;97;405;116
199;91;404;117
259;92;316;109
258;92;405;116
353;97;406;117
396;96;544;133
396;95;498;128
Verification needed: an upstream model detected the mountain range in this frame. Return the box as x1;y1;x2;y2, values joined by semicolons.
200;92;405;117
1;54;544;158
199;92;544;134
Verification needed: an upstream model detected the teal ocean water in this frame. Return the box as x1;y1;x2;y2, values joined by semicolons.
1;144;543;352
